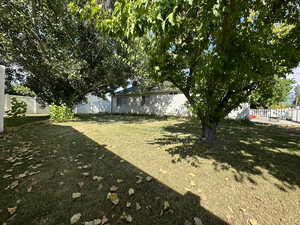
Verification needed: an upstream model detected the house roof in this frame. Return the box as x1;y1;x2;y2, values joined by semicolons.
114;84;181;96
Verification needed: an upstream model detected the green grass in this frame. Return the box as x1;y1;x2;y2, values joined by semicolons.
0;115;299;225
4;114;49;128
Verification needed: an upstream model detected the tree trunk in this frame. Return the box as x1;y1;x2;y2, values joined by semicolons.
201;122;218;142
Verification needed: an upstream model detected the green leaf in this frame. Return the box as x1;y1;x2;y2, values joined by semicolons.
167;12;175;26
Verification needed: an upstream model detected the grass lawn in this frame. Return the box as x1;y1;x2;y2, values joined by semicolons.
0;115;299;225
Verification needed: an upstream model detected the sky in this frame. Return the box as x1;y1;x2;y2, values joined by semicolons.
288;64;300;86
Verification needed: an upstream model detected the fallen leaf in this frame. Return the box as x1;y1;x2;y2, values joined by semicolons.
163;201;170;210
190;180;196;186
110;185;118;192
128;188;135;196
126;214;133;222
72;192;81;199
85;219;101;225
136;176;143;184
101;216;108;224
93;176;103;181
159;169;167;174
3;174;12;179
13;162;23;167
17;171;28;179
107;192;119;205
146;176;152;182
116;179;123;183
10;181;19;189
70;213;81;224
249;219;259;225
194;217;204;225
78;182;85;188
188;172;196;177
7;207;17;215
136;202;141;210
27;186;32;192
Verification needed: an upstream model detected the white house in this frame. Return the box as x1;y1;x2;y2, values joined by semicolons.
111;85;249;118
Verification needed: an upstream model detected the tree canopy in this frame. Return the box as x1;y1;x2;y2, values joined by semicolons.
0;0;132;106
81;0;300;141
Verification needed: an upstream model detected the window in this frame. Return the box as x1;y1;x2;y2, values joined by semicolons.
116;97;128;107
141;96;150;106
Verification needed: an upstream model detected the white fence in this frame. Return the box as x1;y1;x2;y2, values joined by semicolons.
4;94;49;114
250;108;300;123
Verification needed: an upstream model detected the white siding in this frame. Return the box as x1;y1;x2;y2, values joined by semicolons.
112;93;191;116
74;94;111;114
112;93;250;118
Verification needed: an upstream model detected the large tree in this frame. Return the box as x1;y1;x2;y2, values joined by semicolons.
0;0;132;107
80;0;300;141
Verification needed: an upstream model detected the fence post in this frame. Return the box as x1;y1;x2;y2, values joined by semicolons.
0;65;5;133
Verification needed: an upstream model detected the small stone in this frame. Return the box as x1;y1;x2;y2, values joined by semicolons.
72;192;81;199
126;202;131;208
82;172;89;176
59;181;64;186
78;182;85;188
70;213;81;224
128;188;135;196
110;185;118;192
16;199;22;204
194;217;204;225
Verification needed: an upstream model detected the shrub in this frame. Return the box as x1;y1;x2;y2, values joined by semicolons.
7;97;27;118
49;104;74;122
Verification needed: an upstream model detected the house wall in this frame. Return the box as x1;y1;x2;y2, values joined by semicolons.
112;93;250;118
73;94;111;114
112;93;191;116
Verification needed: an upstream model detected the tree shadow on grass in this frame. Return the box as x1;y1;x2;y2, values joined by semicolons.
75;113;176;124
0;122;229;225
150;119;300;191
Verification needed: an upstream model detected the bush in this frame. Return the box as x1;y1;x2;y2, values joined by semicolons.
49;104;74;122
7;97;27;118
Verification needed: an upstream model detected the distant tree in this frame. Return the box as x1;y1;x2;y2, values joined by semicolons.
0;0;132;107
82;0;300;141
249;77;295;108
